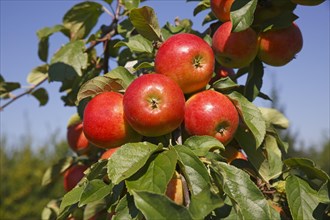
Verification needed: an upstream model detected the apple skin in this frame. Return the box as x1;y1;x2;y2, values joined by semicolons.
83;92;142;149
291;0;325;6
100;147;119;160
258;23;303;66
210;0;234;22
123;74;185;137
166;172;184;205
212;21;258;68
221;145;247;164
155;33;215;94
184;90;239;145
67;121;90;155
64;164;88;192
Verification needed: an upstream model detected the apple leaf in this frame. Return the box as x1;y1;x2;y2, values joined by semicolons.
122;0;140;10
193;0;210;16
104;66;137;89
230;0;257;32
59;186;84;213
83;199;107;220
202;11;217;26
131;190;192;219
129;6;162;42
0;75;21;99
27;65;48;85
107;142;163;184
263;135;283;180
183;135;225;157
125;149;177;194
78;179;113;207
114;34;153;54
63;1;103;40
212;77;240;92
286;175;323;220
174;145;211;195
85;160;108;181
41;157;74;186
259;107;289;129
244;58;264;101
211;161;273;219
49;40;88;82
31;87;49;106
114;194;140;220
228;91;266;149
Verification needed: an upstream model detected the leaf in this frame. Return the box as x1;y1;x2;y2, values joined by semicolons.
0;75;21;99
261;11;299;32
49;40;88;81
122;0;140;10
183;135;225;157
212;77;240;92
31;87;49;106
83;199;107;220
114;194;140;220
193;0;210;16
41;157;74;186
78;179;113;206
263;135;283;180
286;175;322;220
126;149;177;194
107;142;163;184
115;34;153;54
41;199;61;220
104;66;137;89
259;107;289;129
174;145;211;195
132;190;192;220
211;161;272;220
244;58;264;101
230;0;258;32
129;6;162;42
228;91;266;149
85;160;108;181
63;1;103;40
59;186;83;213
27;64;48;85
202;11;217;26
133;61;154;71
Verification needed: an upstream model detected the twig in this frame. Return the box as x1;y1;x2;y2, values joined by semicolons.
102;6;114;19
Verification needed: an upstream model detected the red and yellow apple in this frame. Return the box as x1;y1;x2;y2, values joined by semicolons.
67;114;90;155
258;23;303;66
123;74;185;137
212;21;258;68
155;33;215;94
210;0;234;22
221;145;247;164
184;90;239;145
100;147;119;160
83;92;142;148
64;164;88;192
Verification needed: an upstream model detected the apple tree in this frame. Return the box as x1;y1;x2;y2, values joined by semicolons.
1;0;329;219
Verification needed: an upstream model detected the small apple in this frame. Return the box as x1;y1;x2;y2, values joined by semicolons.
100;147;119;160
155;33;215;94
291;0;325;6
212;21;258;68
123;74;185;137
67;114;90;155
63;164;88;192
210;63;236;85
184;90;239;145
166;172;184;205
258;23;303;66
210;0;234;22
83;92;142;148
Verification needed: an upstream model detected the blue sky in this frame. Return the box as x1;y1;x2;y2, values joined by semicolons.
1;0;329;150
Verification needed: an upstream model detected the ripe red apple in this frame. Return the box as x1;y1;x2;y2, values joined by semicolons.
210;0;234;22
258;23;303;66
184;90;239;145
212;21;258;68
64;164;88;192
155;33;215;94
123;74;185;137
291;0;325;6
67;114;90;154
100;147;119;160
83;92;142;148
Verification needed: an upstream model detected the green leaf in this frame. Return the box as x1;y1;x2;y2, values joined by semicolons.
31;87;49;106
244;58;264;101
104;66;137;88
85;160;108;181
230;0;257;32
211;161;272;219
228;91;266;148
123;0;140;10
83;199;107;220
183;135;225;157
41;157;74;186
193;0;210;16
114;194;140;220
129;6;162;41
174;145;211;195
286;175;322;220
263;135;283;180
115;34;153;54
49;40;88;81
132;190;192;220
0;75;21;99
63;1;103;40
59;186;84;213
133;61;154;71
27;65;48;85
117;19;135;38
78;179;113;207
126;149;177;194
261;11;299;32
41;199;61;220
107;142;163;184
212;77;240;92
202;11;217;26
259;107;289;129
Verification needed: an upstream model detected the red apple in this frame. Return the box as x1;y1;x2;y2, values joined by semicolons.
123;74;185;137
155;33;215;94
291;0;325;6
64;164;88;192
212;21;258;68
258;23;303;66
100;147;119;160
184;90;239;145
210;0;234;22
83;92;142;148
67;114;90;154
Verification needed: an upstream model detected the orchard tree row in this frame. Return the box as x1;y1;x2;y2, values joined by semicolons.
1;0;329;219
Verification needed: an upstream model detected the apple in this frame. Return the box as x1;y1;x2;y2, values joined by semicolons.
67;114;90;154
212;21;258;68
123;74;185;137
83;92;142;148
166;172;184;205
184;90;239;145
291;0;325;6
100;147;119;160
210;63;236;85
221;145;247;164
155;33;215;94
258;23;303;66
63;164;88;192
210;0;234;22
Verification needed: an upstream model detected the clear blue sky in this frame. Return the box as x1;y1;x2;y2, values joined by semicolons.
1;0;329;150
